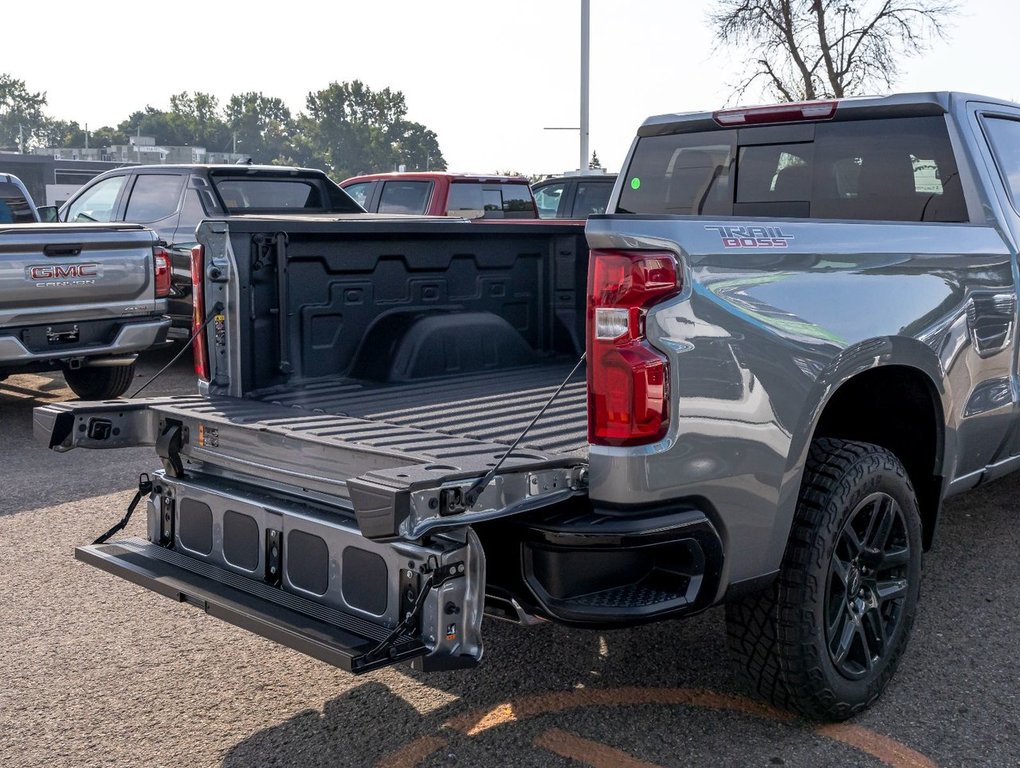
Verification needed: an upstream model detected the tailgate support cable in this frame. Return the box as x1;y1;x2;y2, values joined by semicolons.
464;352;586;504
128;302;224;398
360;557;466;666
361;572;435;666
92;473;153;545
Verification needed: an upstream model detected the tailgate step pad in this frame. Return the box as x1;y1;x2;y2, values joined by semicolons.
76;537;425;673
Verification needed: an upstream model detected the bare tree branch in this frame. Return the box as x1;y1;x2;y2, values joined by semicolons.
709;0;957;102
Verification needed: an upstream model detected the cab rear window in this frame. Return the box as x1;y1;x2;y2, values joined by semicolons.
447;182;536;218
617;116;968;223
213;179;324;212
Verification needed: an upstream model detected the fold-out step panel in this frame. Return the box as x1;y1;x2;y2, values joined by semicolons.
76;538;425;673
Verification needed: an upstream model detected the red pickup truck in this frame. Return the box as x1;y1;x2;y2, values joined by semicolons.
339;172;538;219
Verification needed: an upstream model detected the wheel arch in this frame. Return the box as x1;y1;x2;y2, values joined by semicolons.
811;363;946;549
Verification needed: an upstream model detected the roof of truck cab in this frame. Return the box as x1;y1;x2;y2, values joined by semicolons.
340;172;531;185
638;91;1020;137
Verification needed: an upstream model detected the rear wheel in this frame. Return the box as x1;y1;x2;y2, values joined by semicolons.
63;363;136;400
726;438;923;720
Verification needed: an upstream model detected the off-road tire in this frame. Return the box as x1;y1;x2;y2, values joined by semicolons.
63;363;136;400
726;438;923;721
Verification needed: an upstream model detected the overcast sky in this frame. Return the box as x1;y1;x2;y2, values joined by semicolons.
3;0;1017;176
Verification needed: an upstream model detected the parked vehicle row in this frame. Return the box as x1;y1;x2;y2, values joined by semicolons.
46;164;364;338
340;172;539;218
35;91;1020;722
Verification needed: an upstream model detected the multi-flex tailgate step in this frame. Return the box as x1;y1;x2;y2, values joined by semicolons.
75;537;425;674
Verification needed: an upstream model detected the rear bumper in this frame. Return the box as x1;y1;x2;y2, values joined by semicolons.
0;316;169;366
482;503;724;628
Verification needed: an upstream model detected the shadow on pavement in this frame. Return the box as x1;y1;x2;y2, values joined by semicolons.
0;343;195;516
222;477;1020;767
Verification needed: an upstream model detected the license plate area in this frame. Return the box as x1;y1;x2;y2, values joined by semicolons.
46;324;80;344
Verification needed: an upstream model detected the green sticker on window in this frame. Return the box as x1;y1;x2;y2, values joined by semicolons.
630;177;641;190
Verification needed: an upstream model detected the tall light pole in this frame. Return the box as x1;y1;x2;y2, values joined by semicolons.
543;1;592;175
580;0;590;174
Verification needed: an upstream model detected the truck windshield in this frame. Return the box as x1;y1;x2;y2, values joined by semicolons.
617;116;968;223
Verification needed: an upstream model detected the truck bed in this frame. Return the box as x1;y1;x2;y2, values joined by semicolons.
254;360;587;456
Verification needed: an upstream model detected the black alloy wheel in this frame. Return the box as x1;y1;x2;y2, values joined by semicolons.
726;438;923;720
825;491;911;681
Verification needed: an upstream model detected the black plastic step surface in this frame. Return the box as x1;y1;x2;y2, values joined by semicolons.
570;581;690;610
76;538;425;673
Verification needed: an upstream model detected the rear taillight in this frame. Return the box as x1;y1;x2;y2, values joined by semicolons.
587;249;680;446
153;246;171;298
191;245;210;381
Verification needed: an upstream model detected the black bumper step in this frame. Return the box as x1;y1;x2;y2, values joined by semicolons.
75;538;426;673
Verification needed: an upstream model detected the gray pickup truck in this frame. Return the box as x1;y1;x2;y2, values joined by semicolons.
2;223;169;398
34;91;1020;720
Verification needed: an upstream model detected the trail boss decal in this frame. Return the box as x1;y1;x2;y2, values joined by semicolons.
26;263;102;287
705;225;794;248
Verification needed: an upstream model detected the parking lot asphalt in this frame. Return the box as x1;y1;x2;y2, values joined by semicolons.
2;346;1019;768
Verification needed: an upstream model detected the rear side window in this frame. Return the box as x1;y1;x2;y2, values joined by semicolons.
343;182;373;208
500;183;536;217
618;116;968;222
213;179;324;211
125;174;185;222
378;180;432;214
175;190;208;242
982;117;1020;211
0;182;35;223
534;182;566;218
572;181;614;217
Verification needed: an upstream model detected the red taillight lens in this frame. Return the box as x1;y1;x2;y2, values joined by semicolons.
190;245;210;381
587;249;680;446
153;246;171;298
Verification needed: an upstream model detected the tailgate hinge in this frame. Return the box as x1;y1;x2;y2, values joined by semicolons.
156;421;185;478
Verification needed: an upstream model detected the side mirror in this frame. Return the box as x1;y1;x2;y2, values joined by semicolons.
37;206;59;222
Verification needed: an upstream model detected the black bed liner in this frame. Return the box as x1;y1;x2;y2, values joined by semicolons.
255;361;587;456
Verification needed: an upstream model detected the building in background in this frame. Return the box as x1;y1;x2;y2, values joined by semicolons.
1;136;251;207
36;136;249;167
0;153;130;207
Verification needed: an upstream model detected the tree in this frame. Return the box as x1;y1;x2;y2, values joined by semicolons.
36;119;88;148
299;80;446;177
117;92;231;150
710;0;957;102
391;121;446;172
590;150;602;170
225;92;293;163
0;74;47;151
